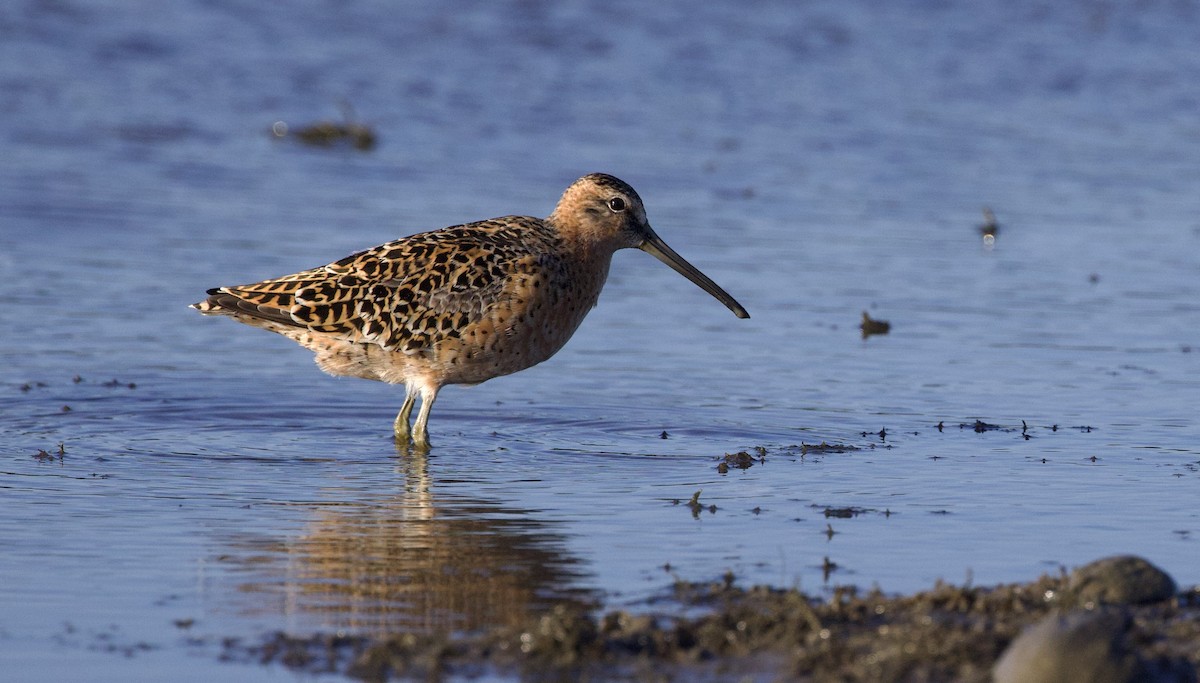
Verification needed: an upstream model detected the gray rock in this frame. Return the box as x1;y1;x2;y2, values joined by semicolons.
1070;555;1176;606
993;609;1137;683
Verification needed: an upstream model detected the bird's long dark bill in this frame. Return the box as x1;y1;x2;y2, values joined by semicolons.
640;231;750;319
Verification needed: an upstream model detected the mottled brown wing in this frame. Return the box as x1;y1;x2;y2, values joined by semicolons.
198;217;555;354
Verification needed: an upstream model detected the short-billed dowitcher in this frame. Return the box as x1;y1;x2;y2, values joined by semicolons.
192;173;748;448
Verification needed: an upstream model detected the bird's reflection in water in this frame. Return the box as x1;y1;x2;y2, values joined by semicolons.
224;445;597;636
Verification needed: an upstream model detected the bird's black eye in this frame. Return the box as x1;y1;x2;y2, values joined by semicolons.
607;197;627;213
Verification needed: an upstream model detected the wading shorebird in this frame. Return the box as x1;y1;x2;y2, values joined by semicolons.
192;173;749;448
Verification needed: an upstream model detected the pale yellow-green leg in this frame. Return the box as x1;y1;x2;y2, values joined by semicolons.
410;386;438;450
393;391;416;441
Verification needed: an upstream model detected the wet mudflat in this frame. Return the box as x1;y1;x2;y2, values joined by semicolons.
3;0;1200;681
227;555;1200;682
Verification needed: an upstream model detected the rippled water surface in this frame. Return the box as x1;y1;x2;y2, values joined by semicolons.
3;0;1200;679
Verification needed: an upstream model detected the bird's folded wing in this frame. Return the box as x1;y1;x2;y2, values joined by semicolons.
198;217;551;354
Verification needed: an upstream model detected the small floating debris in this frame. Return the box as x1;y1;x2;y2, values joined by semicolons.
813;504;892;520
821;556;839;580
979;206;999;248
860;311;890;338
271;104;377;151
681;490;716;518
33;446;63;464
970;420;1003;433
717;450;756;472
799;442;860;455
815;504;891;519
713;186;757;200
860;427;887;441
941;420;1078;436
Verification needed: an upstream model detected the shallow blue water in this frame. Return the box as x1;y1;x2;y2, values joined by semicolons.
2;0;1200;679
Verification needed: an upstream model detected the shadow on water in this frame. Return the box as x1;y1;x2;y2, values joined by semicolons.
219;446;598;638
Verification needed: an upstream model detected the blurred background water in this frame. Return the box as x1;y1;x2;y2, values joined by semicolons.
2;0;1199;679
